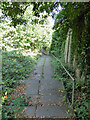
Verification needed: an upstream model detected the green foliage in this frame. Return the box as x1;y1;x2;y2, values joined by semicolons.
2;50;35;81
0;2;28;26
0;2;59;26
73;93;89;119
1;5;53;118
51;56;89;119
1;6;52;52
2;50;39;118
51;2;89;79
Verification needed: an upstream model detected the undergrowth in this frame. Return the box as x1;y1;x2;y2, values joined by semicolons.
50;55;89;119
2;50;41;119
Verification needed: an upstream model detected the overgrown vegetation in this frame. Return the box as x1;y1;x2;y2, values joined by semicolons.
51;2;89;78
2;50;40;118
51;56;89;119
50;3;89;119
0;2;59;27
0;3;53;119
0;1;89;119
1;5;52;52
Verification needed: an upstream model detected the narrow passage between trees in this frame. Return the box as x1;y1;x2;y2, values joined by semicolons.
22;55;70;118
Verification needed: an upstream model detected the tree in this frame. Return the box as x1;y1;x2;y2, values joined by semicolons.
51;2;90;80
0;2;60;26
1;4;53;52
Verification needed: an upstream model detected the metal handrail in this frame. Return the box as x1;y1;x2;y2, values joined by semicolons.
51;54;75;105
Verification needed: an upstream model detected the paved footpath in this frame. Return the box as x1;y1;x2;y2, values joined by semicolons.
23;55;70;118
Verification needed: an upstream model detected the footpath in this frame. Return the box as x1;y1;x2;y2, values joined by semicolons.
23;55;70;118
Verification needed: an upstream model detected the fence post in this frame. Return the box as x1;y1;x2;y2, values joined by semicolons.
72;80;75;105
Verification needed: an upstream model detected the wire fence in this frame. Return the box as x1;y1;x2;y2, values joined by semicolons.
51;54;75;105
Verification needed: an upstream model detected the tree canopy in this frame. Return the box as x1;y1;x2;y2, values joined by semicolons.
1;2;89;119
0;2;59;26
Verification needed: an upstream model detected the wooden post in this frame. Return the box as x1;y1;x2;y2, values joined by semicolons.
72;80;75;105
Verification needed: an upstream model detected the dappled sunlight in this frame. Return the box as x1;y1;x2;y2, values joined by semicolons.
20;49;42;58
0;2;89;119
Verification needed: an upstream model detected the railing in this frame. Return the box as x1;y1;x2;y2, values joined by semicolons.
51;54;75;105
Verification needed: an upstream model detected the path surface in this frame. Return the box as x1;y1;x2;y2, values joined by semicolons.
23;55;70;118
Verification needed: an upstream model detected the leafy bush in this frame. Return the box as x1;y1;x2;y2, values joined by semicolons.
2;50;35;81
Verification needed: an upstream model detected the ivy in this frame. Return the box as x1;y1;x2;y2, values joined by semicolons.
51;2;89;78
2;50;41;118
51;56;89;119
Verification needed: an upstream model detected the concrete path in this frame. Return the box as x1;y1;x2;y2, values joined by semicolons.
23;55;70;118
